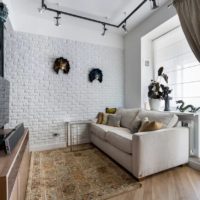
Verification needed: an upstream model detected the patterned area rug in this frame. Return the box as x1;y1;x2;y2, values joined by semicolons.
26;148;141;200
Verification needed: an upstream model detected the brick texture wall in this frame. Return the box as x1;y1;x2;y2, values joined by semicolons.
4;29;124;150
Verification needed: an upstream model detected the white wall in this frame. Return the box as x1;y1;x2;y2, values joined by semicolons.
124;1;176;108
4;27;124;151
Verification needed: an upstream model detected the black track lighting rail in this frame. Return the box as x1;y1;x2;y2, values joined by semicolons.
41;0;152;29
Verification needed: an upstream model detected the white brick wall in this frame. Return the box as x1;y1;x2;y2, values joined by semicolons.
4;29;124;151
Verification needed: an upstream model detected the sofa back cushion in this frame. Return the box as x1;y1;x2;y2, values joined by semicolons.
138;110;178;128
117;108;140;130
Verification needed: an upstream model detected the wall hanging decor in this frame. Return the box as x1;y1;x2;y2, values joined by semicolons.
53;57;70;74
0;3;8;23
0;3;8;77
89;68;103;83
176;100;200;113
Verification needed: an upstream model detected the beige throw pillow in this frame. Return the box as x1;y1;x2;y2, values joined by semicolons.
139;117;164;132
96;112;104;124
138;117;149;132
96;112;109;125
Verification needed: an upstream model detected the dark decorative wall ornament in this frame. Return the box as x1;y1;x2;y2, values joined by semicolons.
0;3;8;23
0;3;8;77
88;68;103;83
53;57;70;74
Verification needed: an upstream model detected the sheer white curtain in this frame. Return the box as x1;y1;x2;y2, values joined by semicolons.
153;27;200;109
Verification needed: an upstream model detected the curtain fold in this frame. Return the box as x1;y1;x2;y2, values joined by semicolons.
173;0;200;62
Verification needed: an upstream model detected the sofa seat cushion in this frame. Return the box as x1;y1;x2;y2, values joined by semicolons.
105;129;132;154
90;124;131;140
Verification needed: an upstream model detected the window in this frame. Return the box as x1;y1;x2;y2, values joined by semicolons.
153;27;200;108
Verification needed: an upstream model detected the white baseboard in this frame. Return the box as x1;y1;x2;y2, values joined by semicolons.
30;142;66;152
189;157;200;171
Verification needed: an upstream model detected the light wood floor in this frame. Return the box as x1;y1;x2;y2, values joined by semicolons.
110;166;200;200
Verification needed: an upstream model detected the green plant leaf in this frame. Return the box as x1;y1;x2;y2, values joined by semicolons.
162;73;168;83
158;66;164;76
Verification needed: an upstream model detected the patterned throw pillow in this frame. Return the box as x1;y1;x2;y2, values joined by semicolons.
102;113;109;125
107;114;121;127
105;107;117;114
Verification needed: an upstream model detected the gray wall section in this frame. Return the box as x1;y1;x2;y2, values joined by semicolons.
124;1;176;108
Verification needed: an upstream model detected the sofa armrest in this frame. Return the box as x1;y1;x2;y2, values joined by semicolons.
132;127;189;178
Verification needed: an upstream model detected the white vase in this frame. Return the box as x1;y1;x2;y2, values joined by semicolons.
149;99;162;111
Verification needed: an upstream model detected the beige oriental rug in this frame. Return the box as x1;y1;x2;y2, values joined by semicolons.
25;148;141;200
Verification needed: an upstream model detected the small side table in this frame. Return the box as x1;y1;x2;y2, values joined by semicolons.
66;120;93;151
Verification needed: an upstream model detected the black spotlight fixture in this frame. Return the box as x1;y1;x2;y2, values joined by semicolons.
54;11;61;26
122;21;128;33
39;0;160;34
150;0;159;9
101;23;107;36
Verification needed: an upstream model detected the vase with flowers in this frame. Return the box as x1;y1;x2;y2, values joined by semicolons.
148;66;172;111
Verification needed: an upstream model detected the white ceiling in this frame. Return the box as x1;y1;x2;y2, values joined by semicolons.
10;0;169;34
46;0;133;23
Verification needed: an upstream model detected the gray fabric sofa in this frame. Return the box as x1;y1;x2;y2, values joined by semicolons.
90;108;189;179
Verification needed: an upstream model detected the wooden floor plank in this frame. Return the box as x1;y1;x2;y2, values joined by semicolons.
110;166;200;200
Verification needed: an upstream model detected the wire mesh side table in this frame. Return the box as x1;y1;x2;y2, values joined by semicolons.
66;120;93;151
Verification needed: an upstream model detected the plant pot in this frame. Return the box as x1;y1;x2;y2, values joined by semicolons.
149;98;162;111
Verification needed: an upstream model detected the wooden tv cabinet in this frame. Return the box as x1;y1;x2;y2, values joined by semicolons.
0;129;30;200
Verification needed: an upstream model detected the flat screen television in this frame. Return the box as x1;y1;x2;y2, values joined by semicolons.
0;77;10;128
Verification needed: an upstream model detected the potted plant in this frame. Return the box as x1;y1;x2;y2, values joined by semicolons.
148;67;172;111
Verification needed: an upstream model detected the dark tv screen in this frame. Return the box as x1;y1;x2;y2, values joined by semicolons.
0;77;10;127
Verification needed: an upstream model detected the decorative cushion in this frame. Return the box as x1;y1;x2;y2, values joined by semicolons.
96;112;104;124
96;112;109;125
130;114;142;133
107;114;121;127
138;117;149;132
105;107;117;114
102;113;109;125
139;117;164;132
117;108;139;129
138;109;178;128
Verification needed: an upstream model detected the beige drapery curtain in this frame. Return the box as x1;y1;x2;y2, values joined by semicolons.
173;0;200;62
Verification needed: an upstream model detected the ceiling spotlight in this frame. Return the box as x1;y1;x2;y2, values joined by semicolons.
122;21;128;33
101;24;107;36
38;5;46;14
150;0;159;10
54;12;61;27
